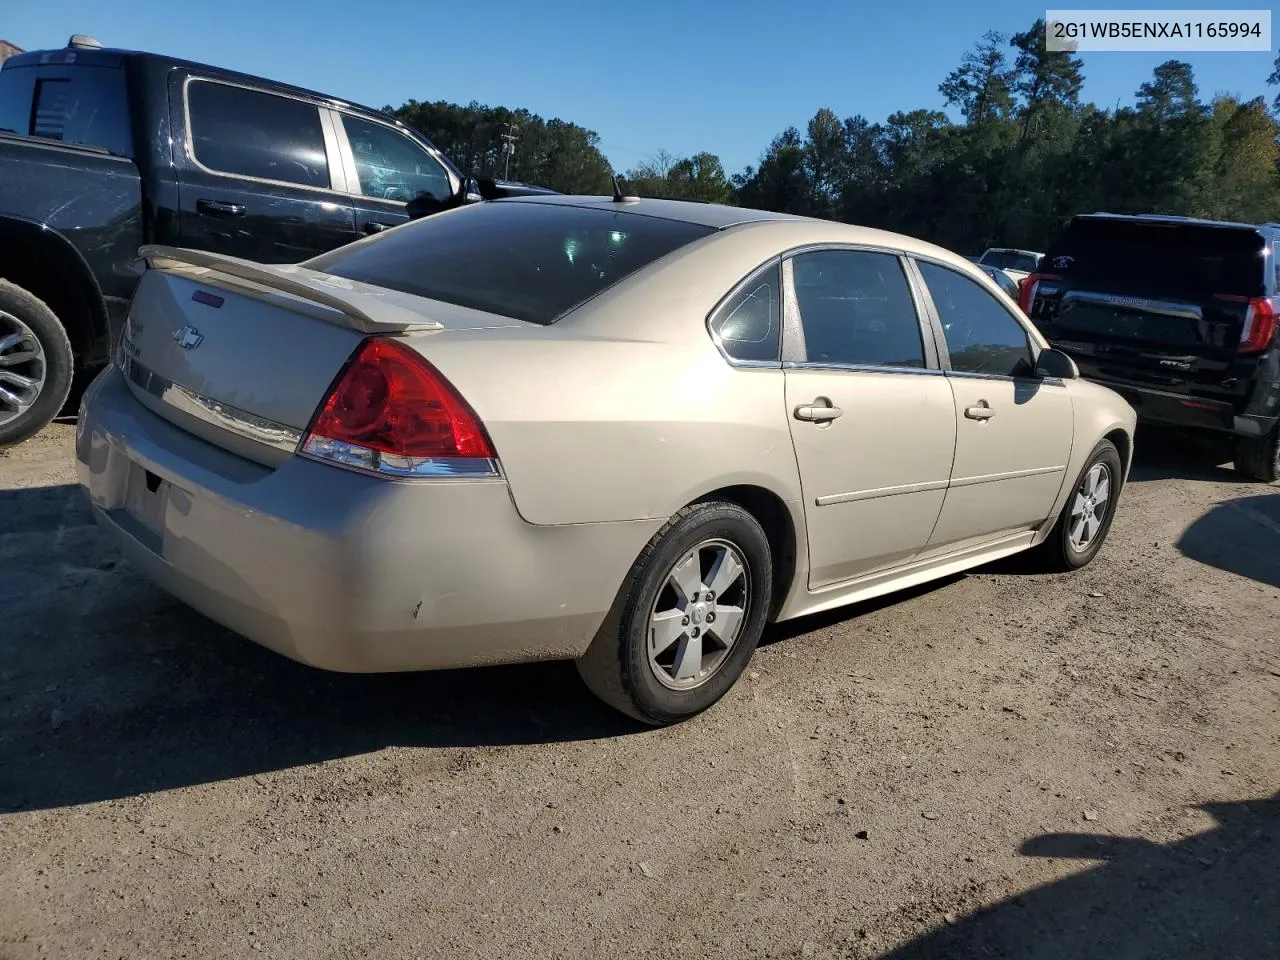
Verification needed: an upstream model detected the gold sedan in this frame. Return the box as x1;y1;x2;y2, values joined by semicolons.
76;196;1136;724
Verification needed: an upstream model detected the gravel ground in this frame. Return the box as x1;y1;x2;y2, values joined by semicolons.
1;422;1277;960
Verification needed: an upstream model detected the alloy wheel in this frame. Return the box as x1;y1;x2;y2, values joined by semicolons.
0;310;46;428
1068;462;1112;552
647;538;751;691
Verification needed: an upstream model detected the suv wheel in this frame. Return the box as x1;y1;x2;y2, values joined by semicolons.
1234;426;1280;483
0;280;74;447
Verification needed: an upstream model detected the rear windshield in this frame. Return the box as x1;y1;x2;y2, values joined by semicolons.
308;201;717;325
0;64;132;156
1044;219;1267;298
980;250;1039;272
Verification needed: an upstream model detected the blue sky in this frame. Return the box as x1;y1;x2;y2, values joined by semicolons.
6;0;1276;175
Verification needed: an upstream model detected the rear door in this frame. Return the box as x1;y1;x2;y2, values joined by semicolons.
1028;218;1269;412
781;248;957;588
330;111;459;237
170;74;357;262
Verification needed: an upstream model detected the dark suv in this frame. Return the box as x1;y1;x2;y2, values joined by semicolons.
1021;214;1280;481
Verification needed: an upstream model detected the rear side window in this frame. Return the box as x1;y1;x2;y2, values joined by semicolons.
0;64;132;156
309;202;716;325
1044;219;1266;298
710;262;781;362
791;250;925;368
186;80;329;188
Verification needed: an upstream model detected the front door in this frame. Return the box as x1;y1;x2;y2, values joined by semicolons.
913;259;1074;552
173;75;356;262
333;112;459;238
783;249;957;589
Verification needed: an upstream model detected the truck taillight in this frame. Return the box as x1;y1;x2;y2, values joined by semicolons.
1018;272;1061;315
1238;296;1278;355
300;337;499;479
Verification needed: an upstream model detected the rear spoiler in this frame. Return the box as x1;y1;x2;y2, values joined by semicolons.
134;245;443;335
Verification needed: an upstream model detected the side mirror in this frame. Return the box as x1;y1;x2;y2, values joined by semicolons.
471;176;510;201
1034;347;1078;380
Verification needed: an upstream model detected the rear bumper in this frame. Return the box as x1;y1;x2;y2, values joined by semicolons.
75;366;660;672
1088;378;1278;437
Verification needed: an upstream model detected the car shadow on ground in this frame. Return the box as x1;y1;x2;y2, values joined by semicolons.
760;575;965;646
1;485;650;814
878;792;1280;959
1176;493;1280;588
0;479;976;813
1123;424;1248;485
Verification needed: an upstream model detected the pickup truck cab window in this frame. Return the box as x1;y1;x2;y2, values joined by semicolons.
0;63;132;156
339;114;453;204
186;80;330;189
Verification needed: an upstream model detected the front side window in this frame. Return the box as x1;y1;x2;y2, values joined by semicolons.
340;115;453;203
710;263;781;362
308;201;715;325
187;81;329;188
790;250;925;368
918;260;1034;377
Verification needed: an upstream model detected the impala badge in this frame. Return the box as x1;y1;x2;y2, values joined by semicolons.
173;325;204;349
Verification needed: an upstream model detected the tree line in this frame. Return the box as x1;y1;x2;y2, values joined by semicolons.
387;20;1280;254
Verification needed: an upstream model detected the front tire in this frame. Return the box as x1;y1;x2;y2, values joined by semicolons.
0;280;74;448
1234;425;1280;483
576;501;773;725
1033;439;1123;572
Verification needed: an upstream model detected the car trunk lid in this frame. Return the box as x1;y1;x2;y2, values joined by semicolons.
118;245;521;466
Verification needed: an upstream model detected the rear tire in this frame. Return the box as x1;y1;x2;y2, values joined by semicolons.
1031;439;1123;572
0;280;74;448
576;501;773;725
1233;426;1280;483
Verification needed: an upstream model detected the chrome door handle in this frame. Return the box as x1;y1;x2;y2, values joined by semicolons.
964;402;995;420
794;401;843;423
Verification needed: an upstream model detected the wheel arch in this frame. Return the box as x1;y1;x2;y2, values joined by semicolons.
1103;427;1133;482
692;483;801;621
0;215;111;370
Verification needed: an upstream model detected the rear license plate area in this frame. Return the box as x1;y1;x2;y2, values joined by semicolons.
123;462;170;538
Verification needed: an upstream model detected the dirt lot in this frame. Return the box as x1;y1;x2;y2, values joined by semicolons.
1;422;1277;960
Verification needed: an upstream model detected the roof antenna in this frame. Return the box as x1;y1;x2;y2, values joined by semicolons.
611;175;636;203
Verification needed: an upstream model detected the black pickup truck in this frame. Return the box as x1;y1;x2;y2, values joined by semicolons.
0;36;552;445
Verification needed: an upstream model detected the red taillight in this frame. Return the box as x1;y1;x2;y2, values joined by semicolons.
1018;272;1061;315
1238;296;1278;354
301;337;497;478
